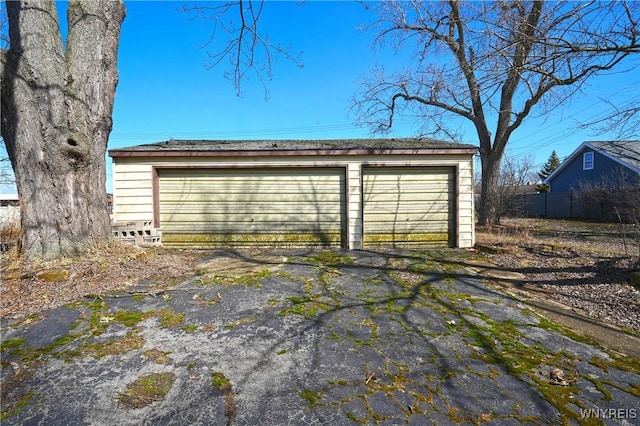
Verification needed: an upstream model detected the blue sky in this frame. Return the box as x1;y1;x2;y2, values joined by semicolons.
109;1;388;142
1;1;639;194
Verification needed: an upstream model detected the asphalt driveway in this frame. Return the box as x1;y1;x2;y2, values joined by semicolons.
1;249;638;425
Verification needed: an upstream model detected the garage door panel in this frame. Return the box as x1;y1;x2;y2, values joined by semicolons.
160;211;344;224
364;193;451;203
163;226;344;238
162;224;345;234
160;183;341;193
365;219;451;229
159;168;345;248
160;173;339;183
363;178;453;187
364;212;452;223
160;199;343;209
160;193;343;204
163;220;344;229
364;169;450;178
364;189;452;196
365;234;449;247
162;226;342;246
365;198;452;214
363;167;455;248
364;180;451;185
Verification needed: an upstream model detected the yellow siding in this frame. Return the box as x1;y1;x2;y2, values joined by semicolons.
457;159;475;247
112;162;154;223
347;163;363;249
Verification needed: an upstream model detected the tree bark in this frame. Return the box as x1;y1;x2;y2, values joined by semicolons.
1;0;125;259
478;149;504;226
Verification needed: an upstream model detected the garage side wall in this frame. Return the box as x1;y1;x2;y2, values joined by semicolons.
111;161;154;223
111;154;475;248
457;161;475;248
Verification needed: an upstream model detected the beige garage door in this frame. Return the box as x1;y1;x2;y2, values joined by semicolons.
158;168;345;247
363;167;455;248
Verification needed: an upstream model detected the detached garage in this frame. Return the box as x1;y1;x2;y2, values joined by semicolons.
109;139;477;249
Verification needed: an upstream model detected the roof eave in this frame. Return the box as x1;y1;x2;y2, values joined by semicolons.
109;147;479;158
544;141;640;185
586;142;640;175
543;142;589;184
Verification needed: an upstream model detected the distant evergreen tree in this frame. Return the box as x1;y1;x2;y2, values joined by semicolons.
537;150;561;192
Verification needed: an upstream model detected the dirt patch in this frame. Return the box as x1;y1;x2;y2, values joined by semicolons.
196;251;286;277
476;218;640;333
0;247;289;321
0;243;205;320
116;372;176;410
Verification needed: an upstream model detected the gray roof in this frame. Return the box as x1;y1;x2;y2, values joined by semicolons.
109;138;477;155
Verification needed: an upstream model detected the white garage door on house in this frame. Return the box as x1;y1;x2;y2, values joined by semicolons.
363;167;455;248
158;168;346;247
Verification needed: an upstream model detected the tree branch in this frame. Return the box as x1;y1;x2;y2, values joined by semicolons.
494;1;543;152
183;1;302;98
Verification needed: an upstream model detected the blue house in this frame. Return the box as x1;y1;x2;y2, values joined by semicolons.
544;141;640;192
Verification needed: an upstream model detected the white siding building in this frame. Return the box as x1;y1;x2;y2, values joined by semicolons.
0;194;19;227
109;139;477;250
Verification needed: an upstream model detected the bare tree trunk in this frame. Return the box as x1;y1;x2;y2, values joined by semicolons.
478;152;502;226
1;0;125;259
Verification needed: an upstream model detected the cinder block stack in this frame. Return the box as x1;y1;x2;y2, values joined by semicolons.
111;221;161;246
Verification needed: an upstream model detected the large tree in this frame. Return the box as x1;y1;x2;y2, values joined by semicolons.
1;0;125;259
1;0;279;260
353;0;640;225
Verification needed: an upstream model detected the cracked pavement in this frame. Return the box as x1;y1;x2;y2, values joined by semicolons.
1;249;639;425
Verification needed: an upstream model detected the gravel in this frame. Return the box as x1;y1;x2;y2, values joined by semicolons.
476;218;640;333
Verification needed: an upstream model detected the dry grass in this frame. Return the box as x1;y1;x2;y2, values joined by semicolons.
0;240;203;320
477;218;640;333
116;372;176;410
0;222;21;264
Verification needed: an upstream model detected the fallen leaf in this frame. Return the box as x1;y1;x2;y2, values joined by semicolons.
99;315;114;324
